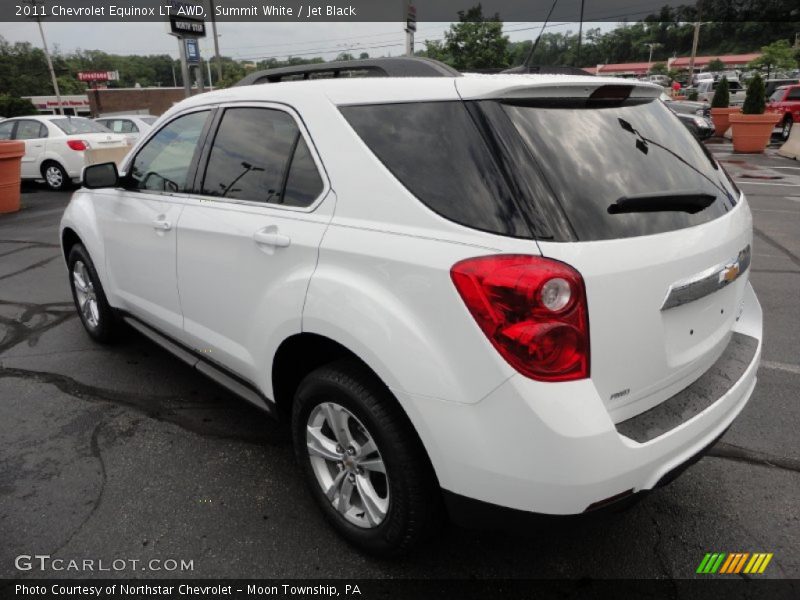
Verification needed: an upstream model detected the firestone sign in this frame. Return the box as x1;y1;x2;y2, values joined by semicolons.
78;71;119;82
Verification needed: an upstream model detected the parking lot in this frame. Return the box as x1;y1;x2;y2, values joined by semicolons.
1;143;798;580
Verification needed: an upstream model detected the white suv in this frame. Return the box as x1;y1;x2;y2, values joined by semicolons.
60;70;762;556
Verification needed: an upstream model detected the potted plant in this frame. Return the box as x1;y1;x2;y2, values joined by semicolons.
709;76;739;137
729;73;781;153
0;141;26;214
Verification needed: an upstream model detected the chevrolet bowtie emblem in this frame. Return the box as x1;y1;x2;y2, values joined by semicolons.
721;263;740;284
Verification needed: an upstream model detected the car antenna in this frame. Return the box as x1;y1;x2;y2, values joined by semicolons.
523;0;560;69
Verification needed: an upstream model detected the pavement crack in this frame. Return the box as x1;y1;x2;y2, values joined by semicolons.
0;255;59;282
709;442;800;473
753;227;800;268
48;418;110;558
0;366;275;445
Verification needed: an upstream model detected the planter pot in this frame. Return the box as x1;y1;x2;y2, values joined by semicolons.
672;95;687;100
729;112;781;153
0;141;25;214
710;107;741;137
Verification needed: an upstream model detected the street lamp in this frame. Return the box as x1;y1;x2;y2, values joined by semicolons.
643;42;661;72
24;0;63;115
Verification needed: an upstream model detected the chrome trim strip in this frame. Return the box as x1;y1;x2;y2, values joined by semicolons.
660;244;751;310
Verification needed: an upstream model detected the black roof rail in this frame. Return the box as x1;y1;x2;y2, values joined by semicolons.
502;65;594;77
235;57;461;86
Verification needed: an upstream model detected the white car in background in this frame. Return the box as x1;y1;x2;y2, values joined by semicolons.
0;115;127;190
94;114;158;145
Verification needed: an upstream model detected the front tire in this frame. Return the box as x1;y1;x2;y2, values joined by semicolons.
292;360;440;556
67;243;117;343
42;161;70;191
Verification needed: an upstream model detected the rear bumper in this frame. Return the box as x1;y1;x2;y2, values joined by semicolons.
400;282;762;516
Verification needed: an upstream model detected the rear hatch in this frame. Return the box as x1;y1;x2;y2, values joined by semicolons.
457;78;751;422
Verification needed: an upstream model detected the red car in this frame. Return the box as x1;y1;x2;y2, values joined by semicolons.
767;83;800;141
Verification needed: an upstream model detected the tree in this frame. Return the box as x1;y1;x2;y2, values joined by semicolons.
649;62;668;75
742;73;766;115
358;52;369;60
0;94;37;117
748;40;796;79
711;76;730;108
707;58;725;72
425;5;510;71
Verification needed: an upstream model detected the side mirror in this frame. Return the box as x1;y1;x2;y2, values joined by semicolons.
82;162;119;189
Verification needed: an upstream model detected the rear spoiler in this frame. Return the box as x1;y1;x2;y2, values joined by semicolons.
456;76;663;102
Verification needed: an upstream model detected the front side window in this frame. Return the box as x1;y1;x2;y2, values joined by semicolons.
787;88;800;100
0;121;13;140
129;111;209;192
201;107;323;207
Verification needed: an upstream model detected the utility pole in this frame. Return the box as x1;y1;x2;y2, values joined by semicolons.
644;42;660;71
687;21;701;82
208;0;223;83
178;38;192;98
576;0;585;66
404;1;416;56
27;0;63;115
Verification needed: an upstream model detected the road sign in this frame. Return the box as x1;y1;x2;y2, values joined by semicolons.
78;71;119;82
185;38;201;64
406;3;417;32
169;16;206;37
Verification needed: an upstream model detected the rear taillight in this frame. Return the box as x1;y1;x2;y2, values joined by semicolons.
66;140;88;151
451;255;589;382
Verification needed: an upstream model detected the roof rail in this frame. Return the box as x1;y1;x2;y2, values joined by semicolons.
235;57;461;86
502;65;594;76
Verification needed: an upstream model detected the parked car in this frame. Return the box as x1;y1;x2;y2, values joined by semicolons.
697;79;746;105
691;72;714;86
94;114;158;145
660;93;714;139
61;64;762;555
764;78;800;100
766;83;800;141
0;115;127;190
641;74;671;87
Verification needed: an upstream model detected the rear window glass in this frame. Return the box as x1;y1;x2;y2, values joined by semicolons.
500;99;739;241
340;102;530;238
52;118;109;134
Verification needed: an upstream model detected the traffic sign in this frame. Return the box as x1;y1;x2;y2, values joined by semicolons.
185;38;201;63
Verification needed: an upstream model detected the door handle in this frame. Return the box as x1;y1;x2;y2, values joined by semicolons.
253;230;291;248
152;219;172;232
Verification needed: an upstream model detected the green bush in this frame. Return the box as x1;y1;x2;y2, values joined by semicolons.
742;73;766;115
710;76;729;108
0;94;37;118
688;89;699;101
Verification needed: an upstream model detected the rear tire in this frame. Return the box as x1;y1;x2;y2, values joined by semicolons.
42;161;70;191
67;243;118;343
292;359;440;556
781;116;793;142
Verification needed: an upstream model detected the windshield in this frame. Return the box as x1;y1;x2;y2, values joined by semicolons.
497;98;739;241
52;118;111;135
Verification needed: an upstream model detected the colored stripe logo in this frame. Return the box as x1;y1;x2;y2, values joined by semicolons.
696;552;773;574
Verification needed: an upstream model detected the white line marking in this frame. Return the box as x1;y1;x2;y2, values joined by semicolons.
751;208;800;214
771;166;800;170
762;361;800;375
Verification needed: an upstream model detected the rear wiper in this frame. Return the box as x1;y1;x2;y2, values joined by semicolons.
607;191;716;215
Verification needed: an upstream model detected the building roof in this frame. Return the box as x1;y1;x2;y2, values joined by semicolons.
670;53;761;67
585;53;762;75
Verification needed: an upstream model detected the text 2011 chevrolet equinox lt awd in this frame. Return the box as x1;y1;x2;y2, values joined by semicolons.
61;70;762;556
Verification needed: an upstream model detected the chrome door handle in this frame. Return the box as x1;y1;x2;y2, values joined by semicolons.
153;219;172;232
253;230;291;248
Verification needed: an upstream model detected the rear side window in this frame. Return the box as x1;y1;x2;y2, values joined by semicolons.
499;99;739;241
787;88;800;100
201;107;323;207
340;102;531;238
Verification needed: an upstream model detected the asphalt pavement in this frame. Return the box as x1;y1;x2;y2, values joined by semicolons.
1;147;798;581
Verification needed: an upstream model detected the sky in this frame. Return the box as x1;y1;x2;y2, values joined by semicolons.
0;20;618;62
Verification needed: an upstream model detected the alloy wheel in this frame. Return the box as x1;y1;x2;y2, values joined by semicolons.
72;260;100;329
305;402;389;528
46;165;63;189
